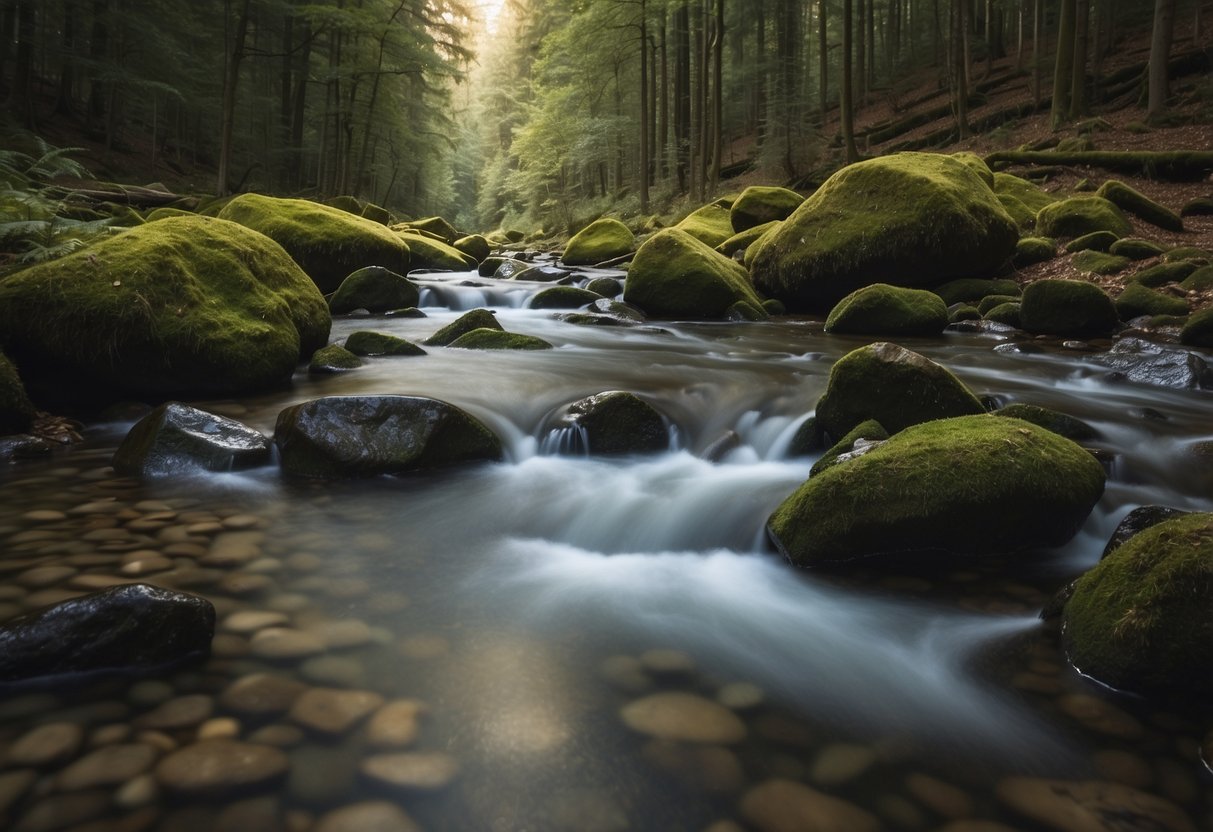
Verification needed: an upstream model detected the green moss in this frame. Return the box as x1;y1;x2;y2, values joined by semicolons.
1179;265;1213;291
809;419;888;477
0;350;35;434
1035;196;1133;239
1019;279;1118;336
761;298;786;315
768;415;1106;566
814;342;985;440
1065;230;1120;253
453;235;491;264
1180;307;1213;347
326;195;364;215
726;300;769;321
1147;314;1189;328
1108;238;1166;260
219;194;410;293
308;344;363;374
399;216;460;244
563;218;635;266
998;193;1037;231
563;391;668;455
950;151;995;187
992;403;1099;441
992;172;1058;213
1131;261;1197;288
329;267;420;315
1180;196;1213;217
531;286;602;310
360;202;393;225
0;216;329;403
1056;136;1096;152
1115;284;1189;319
624;228;766;319
717;221;780;258
977;294;1021;314
824;283;948;336
448;328;553;351
344;331;426;357
145;207;195;222
933;278;1021;305
1063;513;1212;694
751;153;1018;310
194;195;236;217
585;277;623;298
423;309;503;346
1096;180;1184;232
1071;249;1130;275
1162;246;1210;264
729;186;804;232
1014;237;1056;267
949;304;981;323
396;232;477;271
983;301;1022;327
675;203;735;248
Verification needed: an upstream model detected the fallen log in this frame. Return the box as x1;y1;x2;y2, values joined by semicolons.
982;151;1213;181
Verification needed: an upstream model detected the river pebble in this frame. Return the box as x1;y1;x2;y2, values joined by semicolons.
22;510;66;523
114;772;158;808
397;634;449;659
198;717;242;740
135;694;214;730
0;769;36;814
934;822;1023;832
904;772;973;818
287;744;361;806
127;680;175;708
621;693;746;744
300;655;366;687
598;655;653;693
360;751;460;792
809;743;877;786
309;618;373;649
1092;749;1153;788
289;688;384;737
89;723;132;746
155;739;289;797
739;778;881;832
313;800;421;832
249;724;305;748
223;610;290;634
717;682;765;711
642;740;745;794
15;565;76;588
995;777;1196;832
5;722;84;767
54;742;157;791
1057;694;1143;739
639;648;696;676
13;789;111;832
220;673;308;717
365;699;426;748
250;627;327;661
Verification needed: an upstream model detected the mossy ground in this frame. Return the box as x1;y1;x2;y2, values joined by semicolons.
624;228;765;319
1063;513;1212;694
824;284;948;336
1179;266;1213;292
1019;279;1118;336
1035;196;1133;239
562;218;635;266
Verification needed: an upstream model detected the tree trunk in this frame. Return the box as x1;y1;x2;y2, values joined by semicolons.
755;0;765;147
674;0;690;192
1051;0;1076;129
1032;0;1042;106
961;0;973;93
955;0;970;138
1147;0;1176;120
280;11;294;190
711;0;723;188
217;0;252;196
10;0;35;128
841;0;859;161
985;0;994;78
56;0;78;116
640;0;650;212
818;0;827;124
659;13;669;178
356;1;409;197
1071;0;1089;116
87;0;107;130
289;19;311;191
857;0;866;104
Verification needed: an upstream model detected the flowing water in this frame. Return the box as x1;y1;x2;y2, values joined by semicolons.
0;270;1210;831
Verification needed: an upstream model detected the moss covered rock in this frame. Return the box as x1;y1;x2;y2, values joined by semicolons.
814;342;985;441
998;193;1038;231
112;402;272;476
824;284;948;336
992;172;1057;213
1095;180;1183;232
1065;230;1121;253
558;391;668;456
768;415;1106;566
396;232;477;272
399;216;460;244
1014;237;1056;267
727;300;769;321
1133;261;1198;288
0;351;36;435
329;267;420;315
1071;250;1130;275
933;278;1021;305
1163;246;1210;264
1019;279;1118;336
1180;196;1213;217
984;301;1022;327
563;218;635;266
218;194;410;293
531;286;602;310
1180;308;1213;348
145;207;196;222
0;216;329;404
448;329;553;351
675;203;735;248
274;395;503;478
717;221;781;258
624;228;765;319
344;331;426;357
993;403;1099;441
1035;196;1133;239
750;153;1018;310
1062;513;1212;694
951;151;995;186
454;235;491;264
977;294;1021;315
1179;265;1213;292
309;345;363;374
1109;238;1166;260
1116;284;1189;319
949;304;982;323
729;187;804;232
585;276;623;298
423;309;502;346
809;419;889;478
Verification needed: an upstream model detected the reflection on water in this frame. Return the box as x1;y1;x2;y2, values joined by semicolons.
0;271;1210;830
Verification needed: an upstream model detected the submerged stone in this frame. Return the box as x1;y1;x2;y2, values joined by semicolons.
740;779;880;832
996;777;1196;832
1094;338;1211;390
155;740;289;798
112;402;271;477
620;692;746;744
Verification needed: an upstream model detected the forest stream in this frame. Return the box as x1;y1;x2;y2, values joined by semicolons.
0;269;1210;832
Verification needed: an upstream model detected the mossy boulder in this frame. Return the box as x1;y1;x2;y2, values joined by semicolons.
717;221;781;258
453;235;491;263
0;351;36;435
396;232;477;271
0;216;329;404
1180;196;1213;217
493;259;531;280
400;216;460;244
727;300;769;321
360;202;392;225
1163;246;1210;264
309;344;363;374
750;153;1018;310
1133;261;1198;288
1014;237;1056;267
933;278;1021;305
274;395;503;478
1109;238;1166;260
950;151;995;186
344;331;426;357
1180;308;1213;348
998;193;1038;231
1095;180;1183;232
992;403;1099;441
557;392;668;456
423;309;502;346
1065;230;1120;253
218;194;410;293
984;301;1022;327
949;304;981;323
809;419;889;478
1035;196;1133;239
326;195;364;215
112;402;271;477
624;228;765;319
1180;265;1213;292
448;329;553;351
814;342;985;441
977;294;1021;315
992;172;1057;213
1019;279;1118;337
675;203;736;248
563;218;635;266
1062;513;1212;694
729;187;804;232
768;415;1106;566
329;267;420;315
1071;250;1129;275
585;277;623;298
1116;284;1189;319
531;286;601;310
145;207;196;222
824;284;948;337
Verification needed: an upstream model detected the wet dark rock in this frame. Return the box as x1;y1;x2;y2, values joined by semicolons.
343;331;426;357
492;259;530;280
111;402;272;477
514;264;570;282
0;435;52;461
786;416;823;455
1093;338;1212;390
585;276;623;298
589;298;647;322
0;584;214;686
996;777;1196;832
274;395;503;478
155;740;289;798
702;431;742;462
1102;506;1191;559
556;392;668;456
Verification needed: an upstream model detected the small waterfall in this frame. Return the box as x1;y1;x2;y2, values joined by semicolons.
415;275;544;310
540;424;590;456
